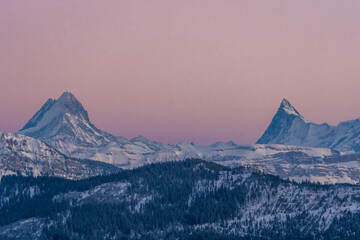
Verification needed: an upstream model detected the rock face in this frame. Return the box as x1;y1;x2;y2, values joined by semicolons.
257;98;360;152
0;130;120;179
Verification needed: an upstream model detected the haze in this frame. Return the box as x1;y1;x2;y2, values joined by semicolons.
1;1;360;144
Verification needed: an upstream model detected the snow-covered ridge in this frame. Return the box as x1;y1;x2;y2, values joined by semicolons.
0;129;64;165
13;92;360;184
257;98;360;152
18;92;116;147
0;130;119;179
280;98;309;123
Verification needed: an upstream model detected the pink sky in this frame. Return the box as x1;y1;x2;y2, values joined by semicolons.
0;1;360;144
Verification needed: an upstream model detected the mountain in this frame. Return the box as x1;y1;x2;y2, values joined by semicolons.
18;92;120;148
257;98;360;152
15;92;360;184
1;159;360;239
172;143;360;184
17;92;173;166
0;130;120;179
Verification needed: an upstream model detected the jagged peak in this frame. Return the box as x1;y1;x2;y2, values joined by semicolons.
58;91;76;101
256;98;311;144
56;92;85;111
280;98;299;114
27;91;89;124
280;98;293;109
46;91;87;116
18;92;91;136
279;98;308;122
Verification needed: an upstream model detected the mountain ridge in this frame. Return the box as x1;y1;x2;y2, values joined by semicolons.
18;92;118;148
13;92;360;184
257;98;360;152
0;130;120;179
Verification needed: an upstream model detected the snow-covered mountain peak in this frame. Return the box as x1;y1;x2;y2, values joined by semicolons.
19;92;89;133
54;91;89;119
279;98;308;122
18;92;113;148
257;99;360;153
280;98;291;108
257;99;311;145
57;91;80;106
281;98;297;114
59;91;74;99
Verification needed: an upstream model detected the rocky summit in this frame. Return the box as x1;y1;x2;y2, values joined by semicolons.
258;98;360;152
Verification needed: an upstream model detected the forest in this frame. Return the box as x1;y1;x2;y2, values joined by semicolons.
1;159;360;240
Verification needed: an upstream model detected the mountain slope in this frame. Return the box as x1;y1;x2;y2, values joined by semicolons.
15;92;360;184
1;159;360;239
17;92;172;166
257;98;360;152
173;143;360;184
0;130;120;179
18;92;125;148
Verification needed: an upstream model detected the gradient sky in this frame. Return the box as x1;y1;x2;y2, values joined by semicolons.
1;1;360;144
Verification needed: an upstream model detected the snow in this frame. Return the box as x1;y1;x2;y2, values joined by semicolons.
18;92;114;147
186;168;360;237
281;98;310;123
258;98;360;153
10;92;360;184
11;124;360;184
18;95;68;137
0;130;118;180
